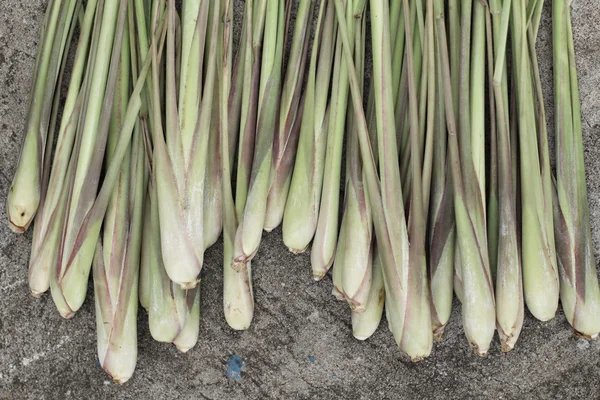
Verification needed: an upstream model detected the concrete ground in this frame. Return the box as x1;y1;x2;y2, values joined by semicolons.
1;1;600;399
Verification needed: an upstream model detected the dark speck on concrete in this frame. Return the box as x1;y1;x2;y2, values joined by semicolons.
1;1;600;400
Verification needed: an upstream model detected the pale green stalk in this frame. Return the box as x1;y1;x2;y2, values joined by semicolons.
489;0;523;351
136;0;154;311
427;0;455;339
221;0;254;330
311;0;354;280
7;0;78;233
283;0;336;254
400;0;434;358
28;0;96;296
470;1;486;212
51;0;129;318
552;0;600;338
232;0;285;268
264;0;314;232
154;0;219;289
51;3;165;319
93;17;145;382
351;246;384;340
510;0;559;321
334;0;432;360
433;0;495;356
235;0;265;220
334;0;372;312
203;1;224;249
147;9;200;350
398;0;425;206
147;179;200;351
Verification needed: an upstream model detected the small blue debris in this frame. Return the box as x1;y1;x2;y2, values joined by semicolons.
308;355;315;363
226;355;245;380
96;361;101;367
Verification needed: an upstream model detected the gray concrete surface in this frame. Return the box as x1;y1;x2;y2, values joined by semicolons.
1;1;600;399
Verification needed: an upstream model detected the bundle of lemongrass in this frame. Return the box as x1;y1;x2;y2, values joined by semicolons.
6;0;599;383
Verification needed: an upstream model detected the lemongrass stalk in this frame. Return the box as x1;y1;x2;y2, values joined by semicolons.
154;0;219;288
39;2;82;218
52;7;166;319
27;0;93;296
487;91;499;281
232;0;285;268
203;90;224;250
146;10;200;348
450;0;463;302
221;0;255;330
283;0;336;254
93;22;143;382
470;1;486;223
226;1;248;170
331;4;354;304
488;0;523;352
427;0;455;339
203;3;224;250
311;0;355;280
331;210;348;300
448;0;460;113
398;0;425;205
452;0;496;355
421;1;436;216
235;0;263;220
389;0;405;126
264;0;314;232
7;0;78;232
135;0;155;311
510;0;559;321
337;0;372;312
433;0;495;356
50;0;129;318
400;0;434;358
552;0;600;338
351;245;384;340
334;0;433;360
147;178;200;350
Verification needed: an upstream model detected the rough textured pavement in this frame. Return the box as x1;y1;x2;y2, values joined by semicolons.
1;1;600;399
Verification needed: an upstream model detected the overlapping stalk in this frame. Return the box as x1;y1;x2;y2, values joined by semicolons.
28;0;95;297
135;0;157;311
151;0;219;289
235;0;267;221
146;1;200;351
232;0;285;268
7;0;79;233
489;0;523;351
331;0;371;312
351;246;384;340
552;0;600;338
92;13;146;382
203;0;225;250
510;0;559;321
433;0;495;356
51;0;131;318
221;0;254;330
283;0;336;254
426;0;454;339
311;0;355;280
335;0;432;360
398;0;425;207
146;179;200;352
263;0;313;232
